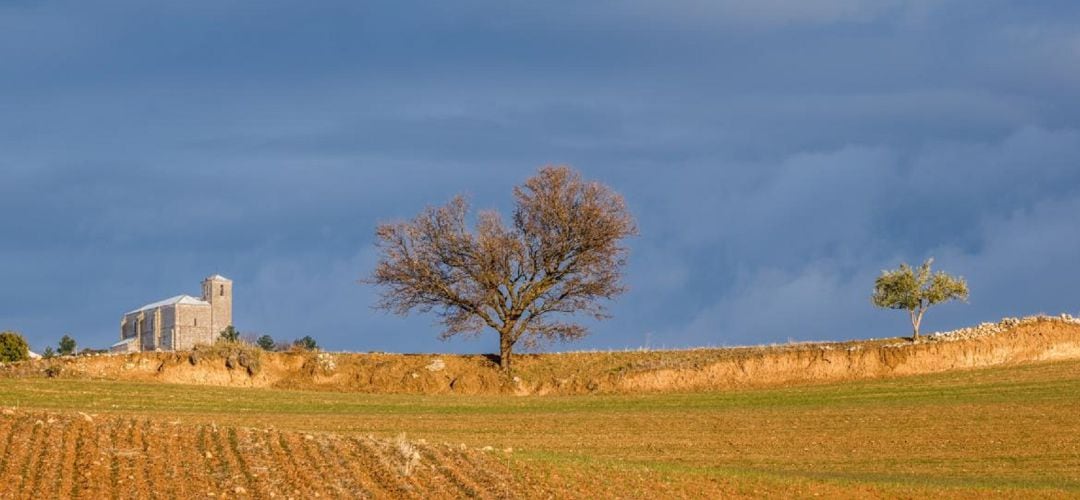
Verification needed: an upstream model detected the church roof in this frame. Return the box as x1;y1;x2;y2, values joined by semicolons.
125;294;209;315
205;274;232;282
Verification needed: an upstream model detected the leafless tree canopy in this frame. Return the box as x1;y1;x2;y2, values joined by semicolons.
366;166;637;370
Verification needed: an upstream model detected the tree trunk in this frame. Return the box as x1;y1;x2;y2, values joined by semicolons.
498;331;514;371
911;308;925;341
909;309;919;341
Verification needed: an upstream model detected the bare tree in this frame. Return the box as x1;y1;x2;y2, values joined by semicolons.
366;166;637;370
872;258;969;340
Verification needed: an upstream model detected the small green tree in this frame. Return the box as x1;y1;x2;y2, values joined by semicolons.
0;331;30;363
58;334;77;356
293;336;318;351
256;335;276;351
219;326;240;343
42;347;55;359
872;258;969;340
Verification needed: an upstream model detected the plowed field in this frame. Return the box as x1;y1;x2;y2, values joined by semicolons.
0;410;519;499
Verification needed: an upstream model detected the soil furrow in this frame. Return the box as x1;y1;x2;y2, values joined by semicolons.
26;418;60;497
305;434;364;498
224;426;262;496
229;428;279;497
118;418;146;500
286;433;338;498
13;417;44;498
422;445;488;498
352;437;417;498
168;422;200;499
53;419;80;498
262;429;308;498
105;418;124;500
322;437;379;498
0;416;28;484
273;431;320;498
71;420;91;499
129;419;156;500
207;426;240;495
454;447;514;497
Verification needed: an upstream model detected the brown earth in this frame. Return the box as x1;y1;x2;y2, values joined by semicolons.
6;315;1080;395
0;408;522;499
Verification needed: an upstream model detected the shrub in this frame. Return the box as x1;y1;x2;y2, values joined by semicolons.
219;326;240;342
42;347;55;359
43;365;62;378
58;334;77;356
0;331;30;363
256;335;276;351
292;336;318;351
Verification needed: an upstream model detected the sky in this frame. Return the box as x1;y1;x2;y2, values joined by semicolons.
3;1;1080;354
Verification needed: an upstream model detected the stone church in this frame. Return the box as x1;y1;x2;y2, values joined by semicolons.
112;275;233;352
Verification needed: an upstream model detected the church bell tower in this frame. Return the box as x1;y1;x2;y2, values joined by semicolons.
202;274;233;337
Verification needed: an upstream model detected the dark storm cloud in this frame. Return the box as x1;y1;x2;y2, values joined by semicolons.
2;0;1079;353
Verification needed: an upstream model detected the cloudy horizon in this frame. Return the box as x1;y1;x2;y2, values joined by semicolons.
2;1;1079;354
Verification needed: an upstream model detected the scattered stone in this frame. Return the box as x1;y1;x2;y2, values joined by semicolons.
78;412;94;423
316;353;337;372
304;434;315;441
481;446;494;452
503;447;514;454
2;408;14;416
205;451;213;459
425;359;446;372
234;486;248;495
924;315;1080;344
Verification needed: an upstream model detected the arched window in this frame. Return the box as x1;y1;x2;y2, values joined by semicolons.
220;284;225;296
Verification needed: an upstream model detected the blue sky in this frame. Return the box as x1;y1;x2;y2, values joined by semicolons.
3;1;1080;354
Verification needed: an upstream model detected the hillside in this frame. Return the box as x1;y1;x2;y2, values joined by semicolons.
5;315;1080;395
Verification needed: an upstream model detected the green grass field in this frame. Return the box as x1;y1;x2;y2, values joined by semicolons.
2;359;1078;497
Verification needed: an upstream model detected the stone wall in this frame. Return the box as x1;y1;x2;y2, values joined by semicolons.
175;305;213;350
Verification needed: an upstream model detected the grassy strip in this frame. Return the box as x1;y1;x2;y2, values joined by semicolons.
517;449;1080;494
0;359;1077;417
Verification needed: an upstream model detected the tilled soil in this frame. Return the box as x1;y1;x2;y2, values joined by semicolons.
0;409;518;499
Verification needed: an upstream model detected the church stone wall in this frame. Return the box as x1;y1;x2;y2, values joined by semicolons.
175;305;213;350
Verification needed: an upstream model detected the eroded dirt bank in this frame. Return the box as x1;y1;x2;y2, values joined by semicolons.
6;316;1080;395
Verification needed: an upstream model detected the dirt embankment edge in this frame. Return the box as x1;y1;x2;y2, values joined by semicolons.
6;315;1080;395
